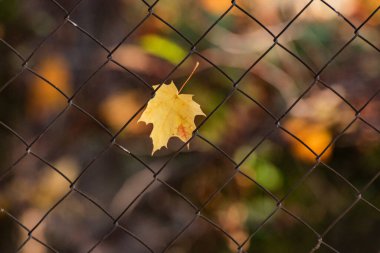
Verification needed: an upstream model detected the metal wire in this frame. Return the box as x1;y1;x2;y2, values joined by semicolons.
1;0;380;252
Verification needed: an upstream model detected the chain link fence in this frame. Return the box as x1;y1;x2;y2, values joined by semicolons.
1;0;380;252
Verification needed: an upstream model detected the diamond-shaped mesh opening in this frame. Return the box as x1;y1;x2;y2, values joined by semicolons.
164;216;235;253
161;147;237;207
246;208;318;252
323;200;380;252
18;238;57;253
152;0;232;43
195;5;274;80
111;15;192;81
200;172;278;247
238;45;315;118
198;89;276;159
0;154;70;228
279;83;357;163
235;142;287;197
0;210;29;252
69;0;148;48
118;180;197;252
360;8;380;50
277;0;355;71
72;61;152;135
323;0;380;28
90;226;154;253
32;191;114;252
30;106;111;174
320;37;380;108
27;21;110;94
0;70;68;142
234;129;322;198
158;53;234;91
324;119;380;188
2;0;66;56
76;144;154;217
284;163;358;233
235;0;311;36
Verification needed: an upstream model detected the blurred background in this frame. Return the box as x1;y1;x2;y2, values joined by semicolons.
1;0;380;252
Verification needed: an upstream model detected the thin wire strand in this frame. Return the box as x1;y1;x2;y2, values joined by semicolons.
0;1;379;253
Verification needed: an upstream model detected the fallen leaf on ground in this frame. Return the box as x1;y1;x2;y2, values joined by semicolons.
138;81;205;155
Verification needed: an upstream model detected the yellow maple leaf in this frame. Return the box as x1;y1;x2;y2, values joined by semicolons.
138;81;205;155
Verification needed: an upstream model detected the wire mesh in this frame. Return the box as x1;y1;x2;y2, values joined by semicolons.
1;0;380;252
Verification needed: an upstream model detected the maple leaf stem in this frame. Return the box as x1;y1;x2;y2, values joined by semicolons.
178;61;199;93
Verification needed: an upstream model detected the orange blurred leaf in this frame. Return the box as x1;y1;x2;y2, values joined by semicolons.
283;118;333;163
99;91;148;134
27;54;71;120
200;0;231;14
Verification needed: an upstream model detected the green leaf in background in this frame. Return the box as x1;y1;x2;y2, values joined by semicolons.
140;34;187;65
234;145;283;192
252;156;283;191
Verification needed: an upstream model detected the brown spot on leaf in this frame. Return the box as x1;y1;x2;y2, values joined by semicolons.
177;123;190;140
